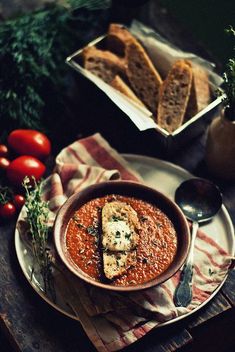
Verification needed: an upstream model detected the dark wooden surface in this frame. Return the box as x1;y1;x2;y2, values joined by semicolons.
0;1;235;352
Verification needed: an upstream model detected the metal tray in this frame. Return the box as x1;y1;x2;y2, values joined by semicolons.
66;34;223;155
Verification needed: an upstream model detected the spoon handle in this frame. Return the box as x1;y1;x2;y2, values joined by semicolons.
174;221;199;307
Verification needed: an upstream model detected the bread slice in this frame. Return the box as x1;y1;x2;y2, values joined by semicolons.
83;46;126;83
110;75;145;107
102;200;140;280
157;60;193;133
103;251;136;280
102;201;139;252
185;65;211;120
126;40;163;114
107;23;136;57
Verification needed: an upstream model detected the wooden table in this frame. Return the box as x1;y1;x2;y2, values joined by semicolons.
0;1;235;351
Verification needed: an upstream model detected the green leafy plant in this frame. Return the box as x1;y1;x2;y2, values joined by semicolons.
61;0;111;9
0;0;111;143
222;26;235;120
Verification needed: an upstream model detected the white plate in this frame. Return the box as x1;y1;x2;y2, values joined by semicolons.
15;154;235;325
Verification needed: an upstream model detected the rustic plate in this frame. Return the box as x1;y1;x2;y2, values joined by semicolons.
15;154;235;325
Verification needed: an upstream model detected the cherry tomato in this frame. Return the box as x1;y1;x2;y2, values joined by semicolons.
8;129;51;160
0;144;9;157
14;194;25;210
7;156;46;187
0;202;16;219
0;157;10;170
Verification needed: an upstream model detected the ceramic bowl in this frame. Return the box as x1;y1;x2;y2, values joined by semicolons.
54;181;190;291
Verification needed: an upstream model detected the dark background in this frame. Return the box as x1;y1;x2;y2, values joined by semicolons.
0;0;234;65
161;0;235;65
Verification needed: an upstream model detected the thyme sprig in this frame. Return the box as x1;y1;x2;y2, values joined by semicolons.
23;177;55;301
0;186;13;205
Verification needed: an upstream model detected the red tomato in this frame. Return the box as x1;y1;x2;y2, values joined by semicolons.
8;129;51;160
0;144;9;157
0;157;10;170
0;202;16;219
14;194;25;210
7;156;46;187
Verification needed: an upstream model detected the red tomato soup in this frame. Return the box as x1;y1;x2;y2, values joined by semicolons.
66;195;177;286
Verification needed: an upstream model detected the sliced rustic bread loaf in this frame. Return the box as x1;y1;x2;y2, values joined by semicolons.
110;75;145;107
185;65;211;119
157;60;193;133
107;23;136;57
83;46;126;84
107;23;162;114
125;40;163;115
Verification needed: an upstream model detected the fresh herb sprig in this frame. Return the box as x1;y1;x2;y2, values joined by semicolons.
23;176;55;301
221;26;235;120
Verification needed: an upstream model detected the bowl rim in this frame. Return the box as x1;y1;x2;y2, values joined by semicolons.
53;180;190;291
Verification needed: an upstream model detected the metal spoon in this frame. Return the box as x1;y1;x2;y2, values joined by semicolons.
173;178;222;307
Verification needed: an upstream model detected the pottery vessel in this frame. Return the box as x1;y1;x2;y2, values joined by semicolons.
206;110;235;180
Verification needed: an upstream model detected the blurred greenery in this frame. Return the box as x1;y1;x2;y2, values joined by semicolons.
0;0;111;146
161;0;235;65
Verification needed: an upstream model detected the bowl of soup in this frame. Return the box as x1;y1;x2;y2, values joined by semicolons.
54;181;190;291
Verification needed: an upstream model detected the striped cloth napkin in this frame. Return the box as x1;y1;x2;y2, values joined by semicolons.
43;133;232;352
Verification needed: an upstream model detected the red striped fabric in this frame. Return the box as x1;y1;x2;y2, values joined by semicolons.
197;230;228;256
59;164;78;187
79;136;140;181
73;166;92;193
44;133;231;352
67;145;86;164
195;244;229;269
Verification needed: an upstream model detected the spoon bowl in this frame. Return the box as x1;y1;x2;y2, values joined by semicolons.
175;178;223;223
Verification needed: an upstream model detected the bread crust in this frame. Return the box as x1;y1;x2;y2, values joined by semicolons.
108;24;162;114
110;75;145;107
83;46;126;83
126;40;163;114
185;65;210;120
107;23;137;56
157;60;193;133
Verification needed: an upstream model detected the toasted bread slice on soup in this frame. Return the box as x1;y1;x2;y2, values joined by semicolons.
157;60;193;133
102;201;140;280
102;201;139;252
110;75;145;108
83;46;127;83
103;251;137;280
